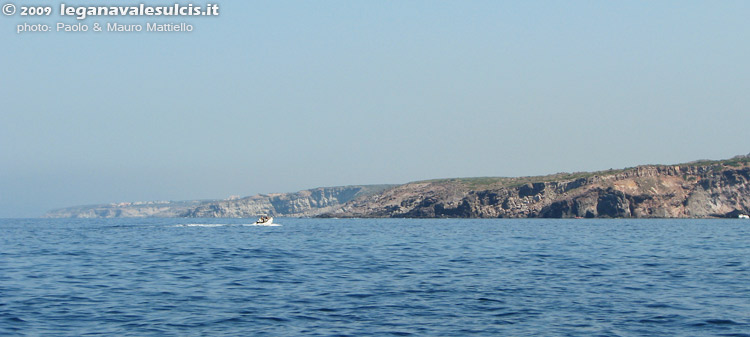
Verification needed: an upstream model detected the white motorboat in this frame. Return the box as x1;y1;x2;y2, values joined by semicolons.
739;214;750;219
255;214;274;225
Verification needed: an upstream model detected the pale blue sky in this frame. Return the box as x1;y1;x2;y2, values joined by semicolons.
1;1;749;217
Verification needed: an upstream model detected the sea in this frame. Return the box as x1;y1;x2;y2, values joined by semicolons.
1;218;749;336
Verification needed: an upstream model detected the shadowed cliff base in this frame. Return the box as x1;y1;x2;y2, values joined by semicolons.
45;155;750;219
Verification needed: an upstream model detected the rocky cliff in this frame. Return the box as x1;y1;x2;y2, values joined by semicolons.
181;185;393;218
45;156;750;219
323;156;750;219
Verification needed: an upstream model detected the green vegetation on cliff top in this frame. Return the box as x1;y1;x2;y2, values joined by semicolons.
418;155;750;189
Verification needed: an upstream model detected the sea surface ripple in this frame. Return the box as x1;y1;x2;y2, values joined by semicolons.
1;218;749;336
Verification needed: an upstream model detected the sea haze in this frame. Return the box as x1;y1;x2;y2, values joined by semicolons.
1;218;749;336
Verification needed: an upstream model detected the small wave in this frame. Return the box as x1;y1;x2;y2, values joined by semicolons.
212;316;245;324
292;315;322;321
3;316;26;323
477;297;505;303
252;316;289;322
705;319;741;325
638;314;682;324
645;303;672;309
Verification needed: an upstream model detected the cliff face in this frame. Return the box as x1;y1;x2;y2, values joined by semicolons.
44;157;750;219
182;185;392;218
324;160;750;219
44;185;394;218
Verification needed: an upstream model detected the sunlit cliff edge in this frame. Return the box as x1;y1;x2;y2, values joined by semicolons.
45;155;750;219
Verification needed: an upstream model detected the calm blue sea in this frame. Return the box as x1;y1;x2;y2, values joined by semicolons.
1;218;749;336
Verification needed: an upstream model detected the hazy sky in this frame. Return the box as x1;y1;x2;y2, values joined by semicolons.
1;1;749;217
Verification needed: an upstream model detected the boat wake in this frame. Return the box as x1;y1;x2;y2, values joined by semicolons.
178;223;227;227
175;223;281;228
